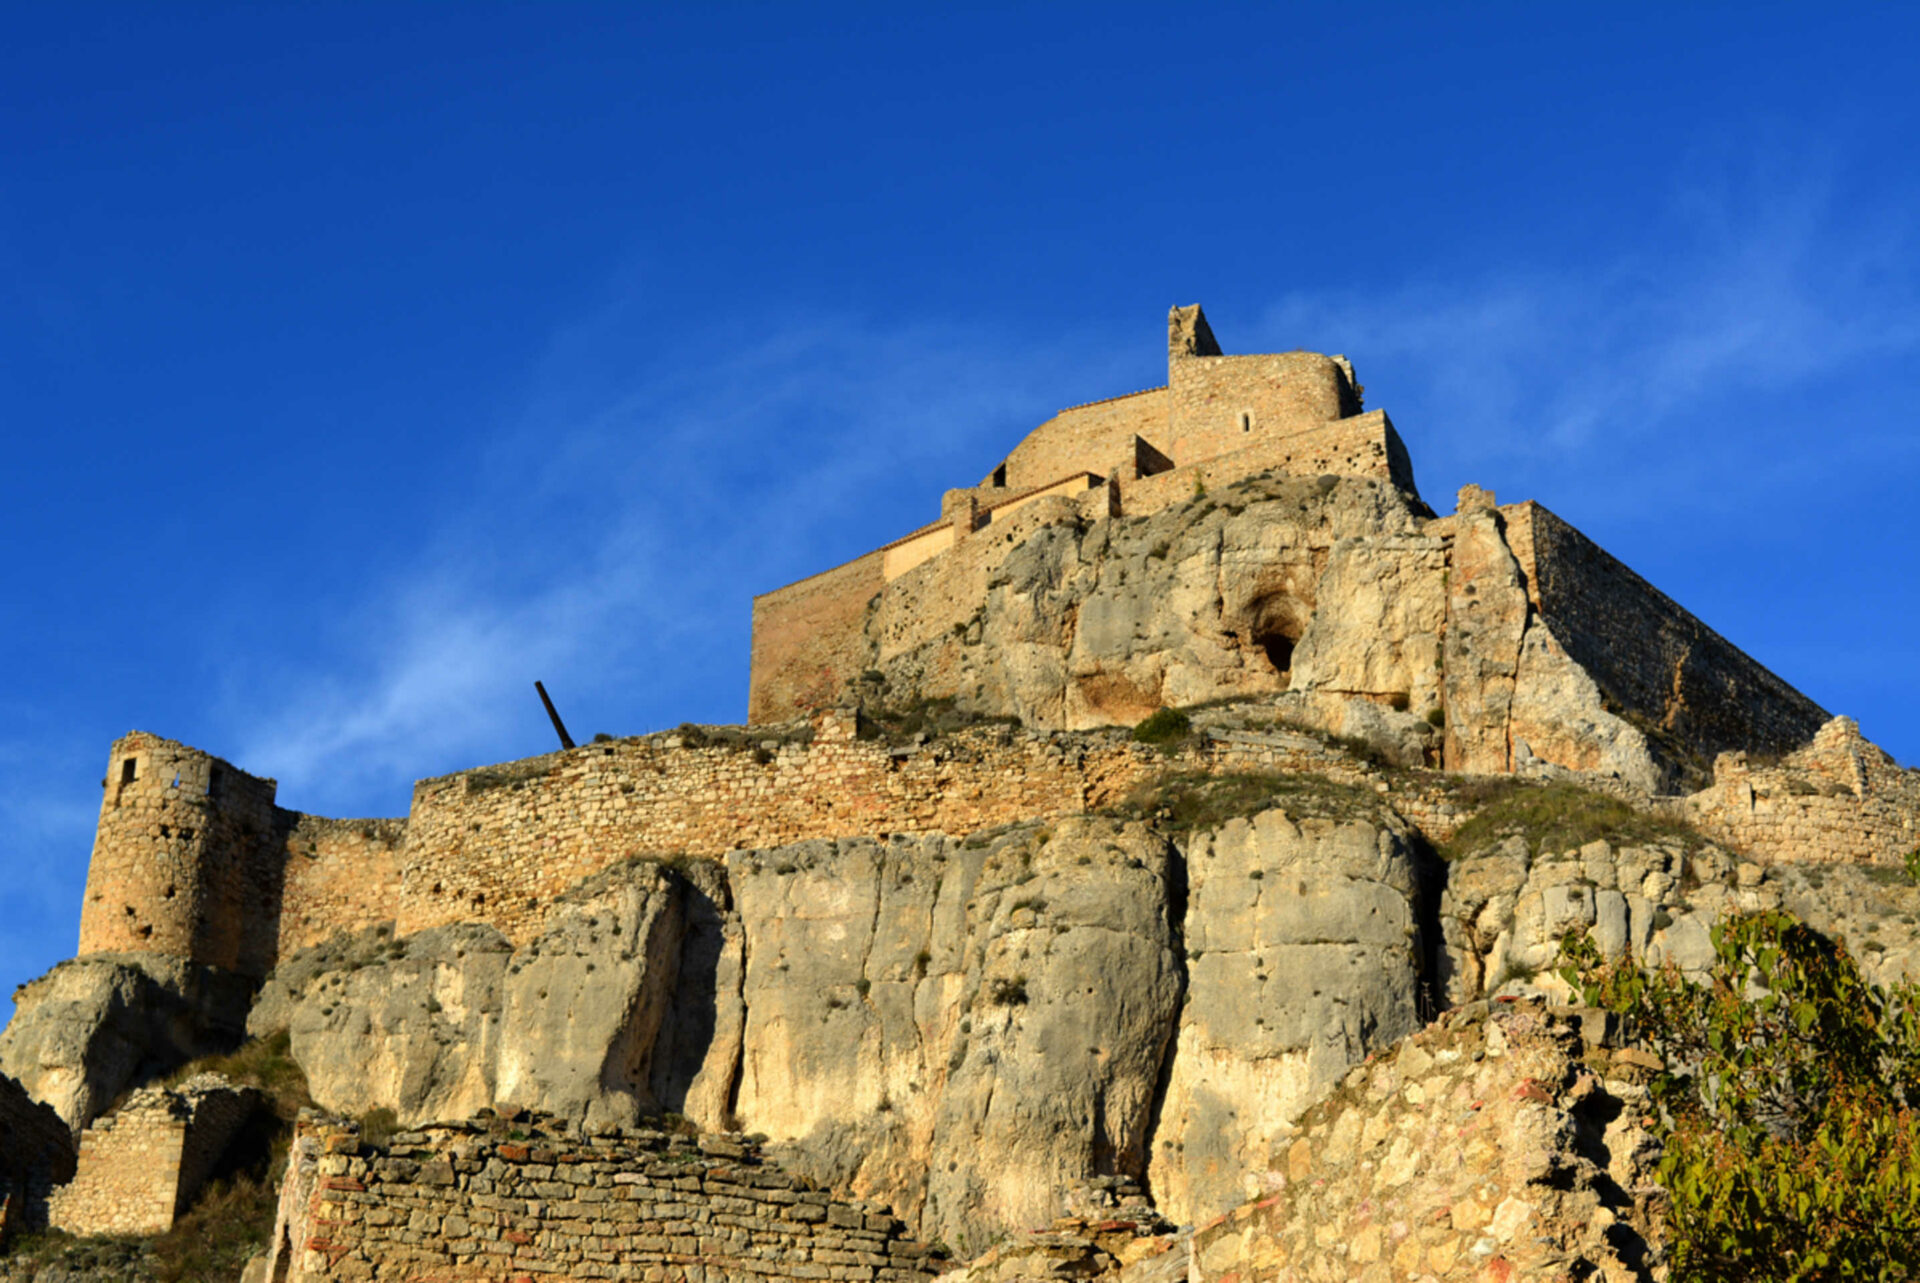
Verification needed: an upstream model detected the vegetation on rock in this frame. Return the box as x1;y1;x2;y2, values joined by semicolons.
1561;910;1920;1281
1442;780;1704;861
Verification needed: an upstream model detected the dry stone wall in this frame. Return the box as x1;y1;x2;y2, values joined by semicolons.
1685;715;1920;867
49;1073;260;1238
269;1112;943;1283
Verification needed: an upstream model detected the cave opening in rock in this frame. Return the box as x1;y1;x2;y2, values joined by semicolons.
1258;632;1296;677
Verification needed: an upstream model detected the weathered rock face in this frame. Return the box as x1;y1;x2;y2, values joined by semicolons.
872;475;1439;735
1185;999;1664;1282
1149;808;1429;1224
866;471;1670;791
248;859;738;1132
726;820;1184;1256
0;952;252;1132
1439;827;1920;1005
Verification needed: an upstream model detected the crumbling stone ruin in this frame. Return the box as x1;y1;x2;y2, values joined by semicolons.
5;304;1918;1281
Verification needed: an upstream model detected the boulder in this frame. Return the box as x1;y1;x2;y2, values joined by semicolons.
0;951;251;1132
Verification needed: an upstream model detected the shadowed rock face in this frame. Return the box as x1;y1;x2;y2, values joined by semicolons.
0;952;251;1132
245;858;738;1134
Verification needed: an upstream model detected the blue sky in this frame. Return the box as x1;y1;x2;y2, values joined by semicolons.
4;4;1917;1005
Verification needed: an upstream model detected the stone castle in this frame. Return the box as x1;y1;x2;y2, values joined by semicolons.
10;306;1920;1281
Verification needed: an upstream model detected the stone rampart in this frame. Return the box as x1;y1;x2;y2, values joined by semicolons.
750;551;888;725
1503;500;1830;768
1166;351;1359;464
78;733;409;978
1685;716;1920;867
48;1072;260;1237
395;714;1167;943
0;1072;75;1235
268;1112;942;1283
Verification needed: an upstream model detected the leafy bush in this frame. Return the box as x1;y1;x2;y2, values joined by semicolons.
1907;847;1920;885
1131;707;1193;748
1560;911;1920;1280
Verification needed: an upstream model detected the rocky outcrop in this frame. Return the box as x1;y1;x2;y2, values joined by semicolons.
248;859;736;1133
726;820;1184;1256
1148;807;1429;1224
0;1071;76;1232
1185;999;1663;1282
866;471;1674;791
0;952;252;1132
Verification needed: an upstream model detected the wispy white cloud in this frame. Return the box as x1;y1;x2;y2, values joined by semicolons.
228;311;1129;814
1251;151;1920;508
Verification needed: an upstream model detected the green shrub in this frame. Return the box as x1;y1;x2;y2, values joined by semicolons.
989;976;1029;1006
1560;911;1920;1280
1131;707;1193;748
1906;847;1920;885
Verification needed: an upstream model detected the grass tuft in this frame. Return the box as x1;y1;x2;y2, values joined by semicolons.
1441;781;1705;861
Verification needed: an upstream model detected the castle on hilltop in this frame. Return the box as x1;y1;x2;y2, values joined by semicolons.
748;306;1415;723
71;306;1918;988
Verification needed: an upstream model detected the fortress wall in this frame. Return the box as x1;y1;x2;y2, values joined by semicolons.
394;716;1164;943
1503;502;1829;769
270;1115;940;1283
991;388;1167;493
1100;410;1416;519
276;817;408;958
77;733;287;977
47;1075;259;1238
1684;717;1920;866
749;549;887;724
48;1098;186;1236
1167;352;1356;462
871;494;1087;669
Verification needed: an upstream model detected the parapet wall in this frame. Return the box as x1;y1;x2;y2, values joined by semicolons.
395;714;1167;943
48;1073;260;1238
268;1112;942;1283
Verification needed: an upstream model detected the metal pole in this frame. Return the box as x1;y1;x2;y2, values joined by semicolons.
535;681;577;750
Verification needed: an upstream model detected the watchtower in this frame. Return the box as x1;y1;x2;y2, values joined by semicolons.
77;732;286;976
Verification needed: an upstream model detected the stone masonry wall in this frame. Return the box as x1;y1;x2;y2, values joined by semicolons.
269;1111;942;1283
0;1071;75;1234
1167;351;1359;466
48;1073;260;1238
1505;500;1830;768
1684;715;1920;867
279;817;409;960
750;550;888;725
1186;998;1664;1282
990;388;1169;495
78;733;283;973
79;733;409;978
394;713;1166;944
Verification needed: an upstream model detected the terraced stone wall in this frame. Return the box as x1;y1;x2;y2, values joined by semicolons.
269;1113;943;1283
